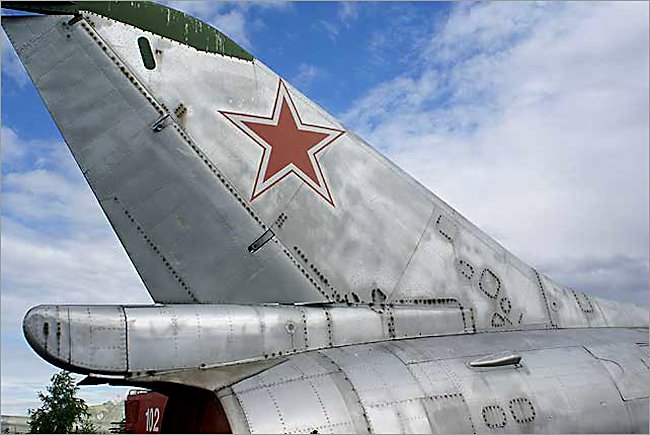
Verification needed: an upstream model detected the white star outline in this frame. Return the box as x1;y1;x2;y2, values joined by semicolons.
220;80;344;207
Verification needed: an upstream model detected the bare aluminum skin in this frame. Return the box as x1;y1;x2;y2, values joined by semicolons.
220;328;649;434
23;303;471;374
3;7;648;434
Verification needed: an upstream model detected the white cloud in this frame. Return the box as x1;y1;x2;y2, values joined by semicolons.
212;9;251;49
163;1;227;18
291;63;323;91
2;127;112;232
1;128;150;415
163;1;272;50
315;2;360;42
1;125;25;163
338;2;359;26
2;219;149;317
344;2;649;304
248;2;293;12
1;30;29;88
3;171;102;228
315;19;340;42
1;0;647;418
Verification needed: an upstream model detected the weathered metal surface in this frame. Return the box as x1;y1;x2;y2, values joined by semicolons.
225;328;648;434
18;9;638;334
4;11;647;333
538;272;648;328
2;14;323;305
623;398;650;434
23;305;128;373
586;343;650;401
26;301;647;433
23;303;471;375
4;4;649;434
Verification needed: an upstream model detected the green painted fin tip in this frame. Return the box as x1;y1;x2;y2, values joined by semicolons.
2;1;254;61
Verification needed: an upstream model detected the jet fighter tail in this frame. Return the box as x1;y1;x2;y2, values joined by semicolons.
3;2;646;332
2;5;325;305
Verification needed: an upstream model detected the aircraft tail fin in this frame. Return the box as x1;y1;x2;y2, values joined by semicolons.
3;2;646;331
2;8;325;304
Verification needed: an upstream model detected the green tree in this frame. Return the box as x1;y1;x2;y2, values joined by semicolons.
27;371;97;433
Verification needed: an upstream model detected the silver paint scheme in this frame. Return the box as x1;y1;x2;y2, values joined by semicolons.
3;9;648;434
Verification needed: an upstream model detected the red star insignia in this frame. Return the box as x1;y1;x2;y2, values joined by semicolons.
220;80;344;207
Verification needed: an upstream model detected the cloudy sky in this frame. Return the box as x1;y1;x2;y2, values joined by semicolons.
2;1;648;415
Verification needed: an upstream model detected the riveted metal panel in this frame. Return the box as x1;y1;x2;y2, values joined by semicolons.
392;307;467;338
302;308;330;350
404;360;464;397
389;213;459;302
435;213;457;243
537;273;591;328
126;305;182;371
429;355;536;434
537;273;647;330
232;353;358;434
158;305;203;370
232;351;369;433
67;305;127;372
10;19;78;82
387;334;640;433
28;303;563;375
98;119;322;305
126;305;274;372
85;13;451;307
234;353;335;394
365;399;431;434
87;16;299;220
516;346;630;433
422;394;476;434
388;211;549;334
277;133;436;303
4;14;329;306
277;372;358;433
586;343;649;401
329;307;384;345
257;306;305;356
230;385;287;433
322;345;425;410
22;305;72;371
429;346;630;433
322;369;372;434
6;12;650;435
375;327;649;365
224;329;647;433
451;223;548;332
7;11;647;336
217;389;251;434
101;197;196;303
